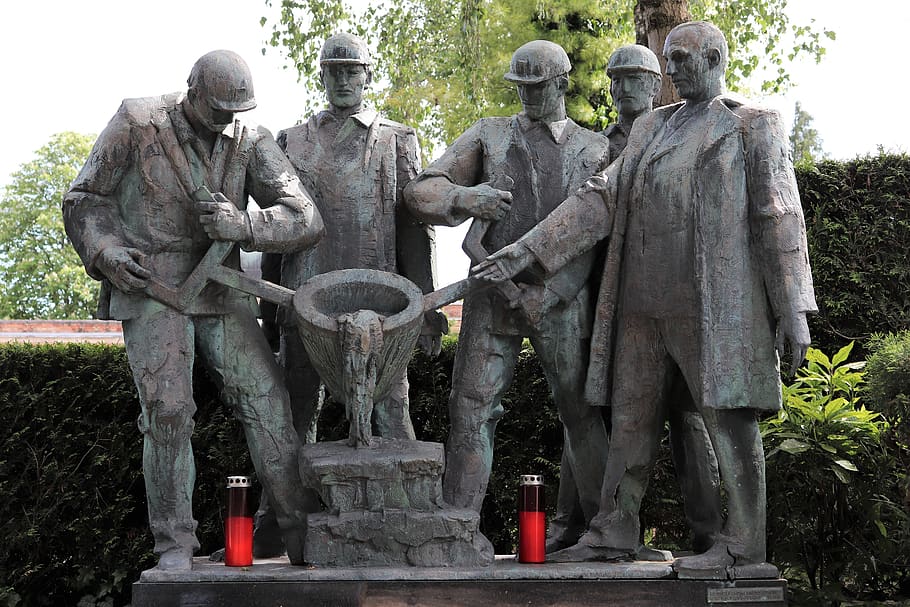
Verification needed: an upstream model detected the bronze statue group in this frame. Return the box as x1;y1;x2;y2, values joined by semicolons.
64;21;815;574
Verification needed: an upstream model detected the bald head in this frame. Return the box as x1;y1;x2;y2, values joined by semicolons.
663;21;727;102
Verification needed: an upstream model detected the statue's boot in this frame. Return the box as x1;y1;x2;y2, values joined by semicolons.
547;542;635;563
283;526;308;566
252;503;286;558
157;547;193;571
547;526;637;563
545;519;584;553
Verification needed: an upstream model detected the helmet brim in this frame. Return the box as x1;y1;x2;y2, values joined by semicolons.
210;99;258;112
503;72;554;84
321;58;371;66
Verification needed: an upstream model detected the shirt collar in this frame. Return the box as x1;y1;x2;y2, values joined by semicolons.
518;112;569;142
316;107;378;129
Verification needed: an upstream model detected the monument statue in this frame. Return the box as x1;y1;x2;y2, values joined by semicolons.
404;40;611;532
62;50;325;571
473;22;817;575
255;32;446;557
547;43;722;556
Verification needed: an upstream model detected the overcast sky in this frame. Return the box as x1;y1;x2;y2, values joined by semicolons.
1;0;906;286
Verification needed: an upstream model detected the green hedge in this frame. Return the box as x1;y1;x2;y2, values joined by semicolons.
3;337;910;606
0;340;569;607
799;154;910;356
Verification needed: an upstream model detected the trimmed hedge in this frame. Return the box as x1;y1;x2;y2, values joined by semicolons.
799;154;910;356
0;340;571;607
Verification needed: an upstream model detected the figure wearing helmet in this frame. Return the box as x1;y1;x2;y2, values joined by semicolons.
63;50;325;571
603;44;662;158
255;33;445;557
546;43;723;557
472;22;816;572
404;41;610;533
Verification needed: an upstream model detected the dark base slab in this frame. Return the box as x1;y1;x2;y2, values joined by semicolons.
133;556;787;606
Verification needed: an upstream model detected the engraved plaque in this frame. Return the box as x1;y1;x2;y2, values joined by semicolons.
707;586;786;604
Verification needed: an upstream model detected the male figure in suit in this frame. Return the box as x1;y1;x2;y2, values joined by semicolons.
548;43;722;556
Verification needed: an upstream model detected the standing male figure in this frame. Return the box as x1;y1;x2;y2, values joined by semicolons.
474;22;816;571
548;43;722;555
63;50;324;570
256;33;444;555
405;40;610;524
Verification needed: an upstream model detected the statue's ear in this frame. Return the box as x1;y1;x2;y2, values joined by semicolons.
706;47;722;69
318;68;327;90
365;67;374;87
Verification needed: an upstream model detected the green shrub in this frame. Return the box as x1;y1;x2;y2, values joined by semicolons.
762;344;910;604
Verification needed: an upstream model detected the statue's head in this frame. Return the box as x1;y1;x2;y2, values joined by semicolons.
319;33;373;110
504;40;570;123
663;21;727;102
607;45;662;121
186;50;256;134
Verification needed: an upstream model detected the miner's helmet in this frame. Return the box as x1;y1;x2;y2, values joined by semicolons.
607;44;662;77
187;50;257;112
319;32;372;67
504;40;571;84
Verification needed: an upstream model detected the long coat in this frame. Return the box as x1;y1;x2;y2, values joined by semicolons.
521;95;817;411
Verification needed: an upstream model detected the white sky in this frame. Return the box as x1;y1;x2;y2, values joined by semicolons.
1;0;907;287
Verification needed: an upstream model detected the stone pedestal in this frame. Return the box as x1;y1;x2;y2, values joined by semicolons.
299;438;493;567
133;557;788;606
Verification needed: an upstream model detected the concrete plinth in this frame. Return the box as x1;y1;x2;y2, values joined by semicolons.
133;556;788;606
300;438;445;512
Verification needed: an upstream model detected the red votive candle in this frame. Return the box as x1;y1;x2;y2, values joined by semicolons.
518;474;545;563
224;476;253;567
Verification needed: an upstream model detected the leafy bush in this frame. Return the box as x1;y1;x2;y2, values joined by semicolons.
762;344;910;604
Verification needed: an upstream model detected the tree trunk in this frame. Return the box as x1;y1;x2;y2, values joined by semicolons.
635;0;691;107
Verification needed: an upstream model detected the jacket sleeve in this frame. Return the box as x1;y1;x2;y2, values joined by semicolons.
244;126;324;253
519;166;618;277
744;109;818;318
62;105;132;280
403;121;486;227
394;128;438;294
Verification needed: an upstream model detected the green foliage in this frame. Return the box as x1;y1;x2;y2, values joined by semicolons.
693;0;834;95
864;331;910;530
790;100;827;167
261;0;831;157
0;344;251;607
762;344;910;604
797;154;910;357
0;133;98;320
5;341;910;604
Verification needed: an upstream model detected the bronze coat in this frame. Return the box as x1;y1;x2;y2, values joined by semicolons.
522;96;817;411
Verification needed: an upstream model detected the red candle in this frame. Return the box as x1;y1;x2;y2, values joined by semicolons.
518;474;545;563
224;476;253;567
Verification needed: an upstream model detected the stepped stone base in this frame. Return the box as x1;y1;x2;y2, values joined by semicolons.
300;438;444;512
299;437;492;567
305;508;493;567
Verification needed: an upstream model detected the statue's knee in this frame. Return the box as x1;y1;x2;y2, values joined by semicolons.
142;399;195;442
